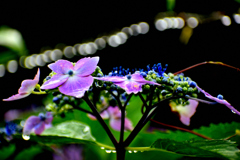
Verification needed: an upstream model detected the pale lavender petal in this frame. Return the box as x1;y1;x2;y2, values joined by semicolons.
48;60;74;74
23;116;41;135
196;85;240;115
41;74;69;90
87;110;110;120
107;106;121;118
59;75;93;98
131;73;160;86
44;112;53;124
74;57;99;76
124;118;133;131
177;100;198;126
115;80;143;94
94;76;125;83
18;79;38;94
33;122;45;135
3;93;30;101
109;117;133;131
33;68;40;82
180;115;191;126
18;69;40;94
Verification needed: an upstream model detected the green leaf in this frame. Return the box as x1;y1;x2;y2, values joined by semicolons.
150;139;240;159
14;146;42;160
0;144;16;160
41;120;96;141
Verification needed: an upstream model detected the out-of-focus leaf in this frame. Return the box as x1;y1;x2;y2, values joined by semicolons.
150;139;240;159
41;120;96;141
0;26;26;54
14;146;42;160
166;0;176;11
0;144;16;160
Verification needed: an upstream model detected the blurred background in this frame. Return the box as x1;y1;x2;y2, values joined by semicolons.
1;0;240;129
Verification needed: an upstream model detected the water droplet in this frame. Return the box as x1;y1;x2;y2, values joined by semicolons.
22;134;30;140
112;150;116;153
100;147;105;150
105;150;111;153
133;150;138;153
83;126;89;132
232;110;236;114
128;150;132;153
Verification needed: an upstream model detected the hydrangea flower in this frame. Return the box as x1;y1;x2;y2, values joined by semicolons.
95;72;160;94
196;85;240;115
52;144;83;160
23;112;53;135
41;57;99;98
3;68;40;101
88;106;133;131
169;99;199;126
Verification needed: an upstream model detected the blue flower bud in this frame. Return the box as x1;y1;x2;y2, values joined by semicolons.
177;86;183;92
188;81;197;88
53;97;59;103
217;94;223;100
63;96;69;101
140;72;147;78
126;75;131;80
38;113;46;121
46;76;51;80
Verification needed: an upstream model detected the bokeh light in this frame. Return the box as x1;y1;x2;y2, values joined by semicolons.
7;60;18;73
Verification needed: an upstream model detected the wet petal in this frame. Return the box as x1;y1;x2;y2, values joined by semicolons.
41;74;69;90
33;122;45;135
59;75;93;98
23;116;41;135
131;73;160;86
48;60;74;74
94;76;125;83
3;93;30;101
74;57;99;76
196;85;240;115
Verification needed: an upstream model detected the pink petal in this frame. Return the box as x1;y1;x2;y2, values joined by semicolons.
107;106;121;118
94;76;125;83
33;122;45;135
44;112;53;124
33;68;40;82
196;85;240;115
74;57;99;76
131;73;160;86
170;100;198;126
3;93;30;101
48;60;74;74
23;116;41;135
109;117;133;131
59;75;93;98
18;79;38;94
41;74;69;90
115;80;143;94
87;110;110;120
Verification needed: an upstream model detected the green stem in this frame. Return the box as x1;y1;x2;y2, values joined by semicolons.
83;92;118;147
31;91;46;94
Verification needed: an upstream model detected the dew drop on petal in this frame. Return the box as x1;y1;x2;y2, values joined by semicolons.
22;134;30;140
105;150;111;153
231;110;236;114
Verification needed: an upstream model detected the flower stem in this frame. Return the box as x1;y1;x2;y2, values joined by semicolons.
31;91;46;94
173;61;240;75
83;93;118;147
150;119;212;140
